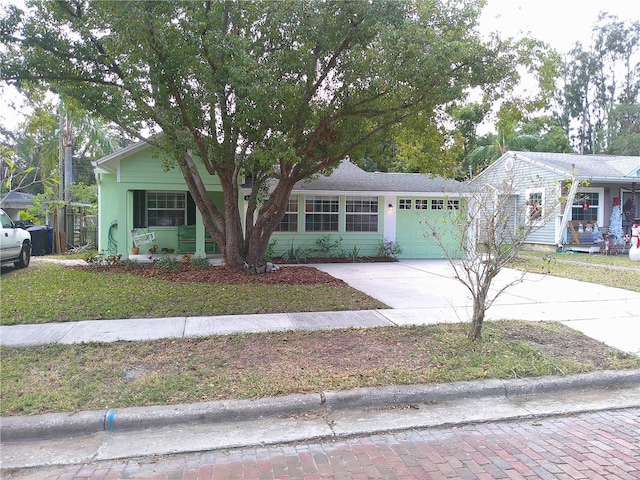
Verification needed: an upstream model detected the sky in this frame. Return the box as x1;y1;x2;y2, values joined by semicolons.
1;0;639;133
480;0;639;54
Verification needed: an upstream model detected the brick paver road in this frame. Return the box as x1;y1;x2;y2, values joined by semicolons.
7;408;639;479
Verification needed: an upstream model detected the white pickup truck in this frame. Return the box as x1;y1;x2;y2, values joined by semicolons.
0;208;31;268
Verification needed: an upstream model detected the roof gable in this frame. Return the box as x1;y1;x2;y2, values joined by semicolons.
294;160;467;194
516;151;640;178
93;139;151;173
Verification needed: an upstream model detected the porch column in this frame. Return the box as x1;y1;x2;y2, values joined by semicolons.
124;189;134;256
556;178;579;247
194;208;206;258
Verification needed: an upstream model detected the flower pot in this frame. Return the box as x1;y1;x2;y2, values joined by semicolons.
131;247;139;254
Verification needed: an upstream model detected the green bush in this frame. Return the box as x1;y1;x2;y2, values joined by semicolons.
315;235;342;257
346;245;361;261
377;240;403;259
190;257;211;269
281;241;312;263
155;255;180;272
122;259;143;270
264;239;277;262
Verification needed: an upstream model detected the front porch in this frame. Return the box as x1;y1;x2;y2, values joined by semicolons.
561;220;631;255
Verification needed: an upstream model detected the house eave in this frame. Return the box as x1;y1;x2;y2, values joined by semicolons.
92;162;116;175
241;184;468;198
575;175;640;184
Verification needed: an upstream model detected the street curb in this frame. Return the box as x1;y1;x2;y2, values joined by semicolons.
2;369;639;442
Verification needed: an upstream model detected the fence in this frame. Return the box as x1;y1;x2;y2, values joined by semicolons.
64;210;97;251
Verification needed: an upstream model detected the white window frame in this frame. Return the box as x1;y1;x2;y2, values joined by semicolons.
275;196;299;232
146;191;187;227
570;187;604;227
399;198;412;210
525;188;544;226
345;196;379;233
415;199;429;210
431;199;444;210
304;195;339;232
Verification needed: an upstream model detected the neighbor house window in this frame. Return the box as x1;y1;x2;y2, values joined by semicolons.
275;196;298;232
147;191;186;226
346;196;378;232
415;199;429;210
431;199;444;210
305;195;338;232
571;192;599;222
447;199;460;210
525;189;543;224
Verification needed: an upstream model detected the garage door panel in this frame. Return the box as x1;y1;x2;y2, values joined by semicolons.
395;199;463;259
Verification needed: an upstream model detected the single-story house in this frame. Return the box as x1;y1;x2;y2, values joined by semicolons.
0;191;35;221
92;140;468;260
471;151;640;252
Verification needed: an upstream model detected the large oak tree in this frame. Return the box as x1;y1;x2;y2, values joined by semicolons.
2;0;515;268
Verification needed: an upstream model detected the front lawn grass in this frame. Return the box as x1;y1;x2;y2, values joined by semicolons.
515;250;640;293
3;321;638;416
0;263;386;325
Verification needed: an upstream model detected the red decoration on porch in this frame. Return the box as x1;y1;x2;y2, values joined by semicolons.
613;197;620;206
582;201;590;211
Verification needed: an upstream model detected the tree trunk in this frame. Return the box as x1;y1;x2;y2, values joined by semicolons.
62;110;74;204
469;283;490;340
242;180;297;267
175;151;311;272
63;145;73;203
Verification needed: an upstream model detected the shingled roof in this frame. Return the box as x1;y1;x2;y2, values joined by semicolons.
509;151;640;179
294;160;467;194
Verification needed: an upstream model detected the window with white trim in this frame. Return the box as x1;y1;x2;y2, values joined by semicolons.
305;195;338;232
275;196;298;232
146;192;186;226
431;199;444;210
415;199;429;210
571;192;599;222
525;189;543;224
399;198;412;210
346;196;378;232
447;199;460;210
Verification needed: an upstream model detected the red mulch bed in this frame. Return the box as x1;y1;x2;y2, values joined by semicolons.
74;256;396;285
74;263;344;285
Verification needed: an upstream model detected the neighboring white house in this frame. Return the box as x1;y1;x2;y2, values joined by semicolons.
471;151;640;251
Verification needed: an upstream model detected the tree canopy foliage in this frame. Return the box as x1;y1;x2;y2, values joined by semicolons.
554;14;640;155
1;0;519;267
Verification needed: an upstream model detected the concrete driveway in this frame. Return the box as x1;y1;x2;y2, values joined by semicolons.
314;260;640;356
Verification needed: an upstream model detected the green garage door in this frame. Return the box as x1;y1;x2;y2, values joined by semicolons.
395;197;463;259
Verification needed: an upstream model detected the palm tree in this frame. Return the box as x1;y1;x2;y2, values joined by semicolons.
58;99;123;203
468;132;541;174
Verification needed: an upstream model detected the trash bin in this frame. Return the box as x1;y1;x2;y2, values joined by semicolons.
26;225;54;256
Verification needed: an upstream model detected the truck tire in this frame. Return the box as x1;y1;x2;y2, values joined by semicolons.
14;242;31;269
